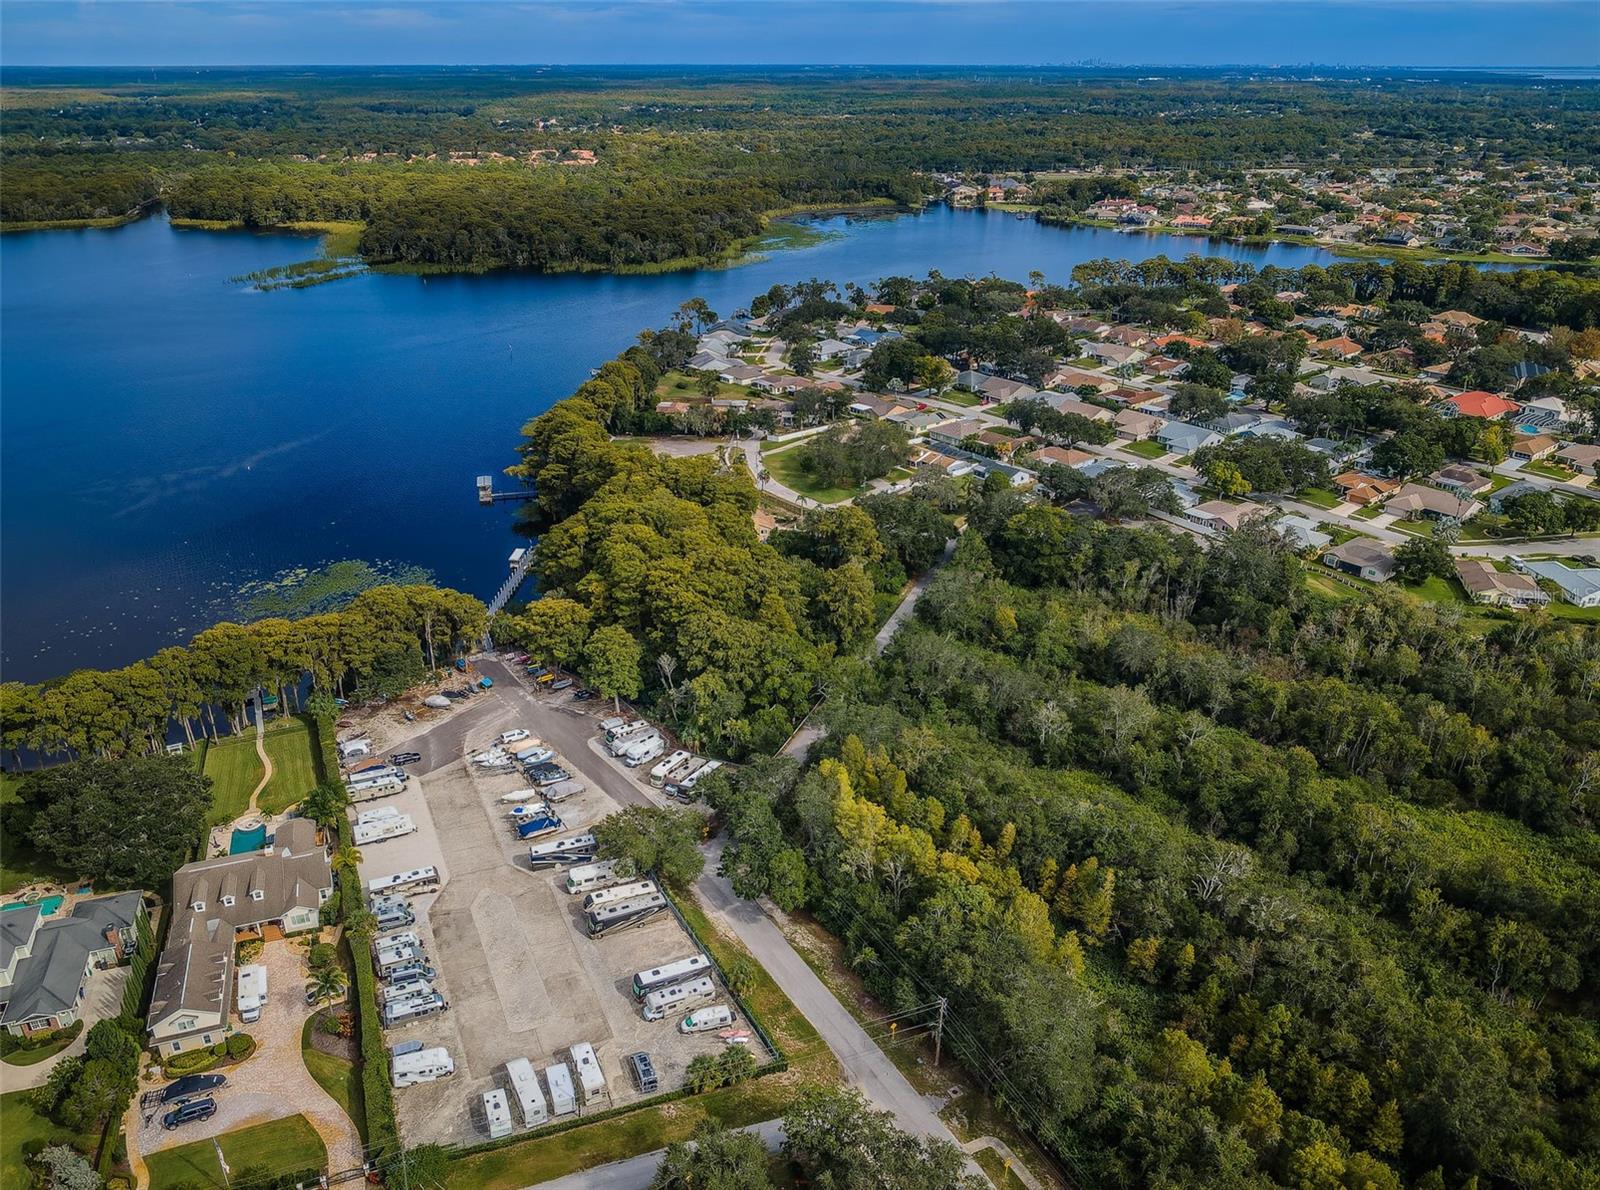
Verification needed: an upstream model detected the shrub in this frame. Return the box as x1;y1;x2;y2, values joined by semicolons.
163;1048;220;1077
225;1033;254;1059
319;892;342;924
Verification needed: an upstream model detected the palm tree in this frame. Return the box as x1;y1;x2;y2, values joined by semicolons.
333;844;363;877
306;964;348;1010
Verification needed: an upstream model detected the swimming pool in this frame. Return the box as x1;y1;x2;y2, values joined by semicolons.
1;894;65;916
230;825;269;854
1516;423;1543;435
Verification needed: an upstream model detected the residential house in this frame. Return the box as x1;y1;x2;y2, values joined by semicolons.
1429;464;1494;496
1275;514;1332;552
1205;411;1264;436
1114;409;1165;441
1046;395;1116;423
1512;558;1600;608
1306;365;1387;393
1157;422;1223;455
1186;500;1270;533
1083;342;1147;369
977;431;1027;458
1455;559;1549;609
1042;367;1115;393
1314;336;1365;360
1031;446;1095;469
976;376;1038;403
1517;395;1570;429
1322;539;1398;583
928;417;990;447
687;350;736;372
1442;391;1521;420
1489;480;1543;513
1105;325;1151;348
848;395;912;420
148;818;331;1055
886;410;947;434
1555;443;1600;475
1386;484;1483;522
812;338;854;360
1141;357;1189;379
1;893;146;1036
655;400;691;416
717;363;765;385
1510;433;1558;462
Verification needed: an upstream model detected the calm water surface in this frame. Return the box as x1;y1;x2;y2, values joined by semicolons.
1;207;1338;680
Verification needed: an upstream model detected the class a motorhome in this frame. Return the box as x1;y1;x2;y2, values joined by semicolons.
570;1042;606;1101
544;1062;577;1116
622;735;666;768
631;952;711;998
586;891;668;937
649;751;693;787
369;867;439;895
563;860;619;895
601;719;639;744
375;942;427;971
391;1046;454;1088
482;1088;514;1139
380;979;438;1007
680;1004;735;1034
607;725;658;757
641;975;716;1021
582;879;657;913
381;960;436;987
505;1058;548;1127
382;994;447;1027
527;833;597;868
676;759;722;795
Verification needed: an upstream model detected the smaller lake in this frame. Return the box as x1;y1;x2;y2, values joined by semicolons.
1;206;1346;681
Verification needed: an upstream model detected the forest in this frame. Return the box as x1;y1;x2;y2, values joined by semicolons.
5;66;1598;270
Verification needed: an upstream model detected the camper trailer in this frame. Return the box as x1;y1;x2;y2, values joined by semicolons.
586;891;668;937
482;1088;514;1139
354;813;417;846
631;953;712;999
679;1004;735;1034
564;860;620;895
570;1043;607;1102
391;1047;454;1088
236;964;268;1024
505;1058;548;1127
649;751;693;787
544;1062;577;1116
369;867;440;895
582;879;657;913
642;975;716;1022
622;735;666;768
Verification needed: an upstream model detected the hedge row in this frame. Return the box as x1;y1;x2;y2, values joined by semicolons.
313;711;400;1162
118;911;156;1026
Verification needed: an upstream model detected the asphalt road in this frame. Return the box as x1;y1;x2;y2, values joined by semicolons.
522;1119;785;1190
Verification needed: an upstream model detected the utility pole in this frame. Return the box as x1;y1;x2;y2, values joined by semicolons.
933;996;948;1067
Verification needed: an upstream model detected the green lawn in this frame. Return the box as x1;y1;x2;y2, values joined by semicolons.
2;1030;76;1066
1520;460;1578;482
143;1114;326;1188
1485;473;1515;494
937;388;983;408
201;736;265;826
1296;487;1341;509
1;1091;98;1188
0;774;72;895
1119;439;1168;460
1392;518;1435;538
973;1146;1030;1189
762;447;863;504
1401;575;1468;605
654;370;758;402
301;1016;367;1146
257;720;322;816
1305;571;1364;603
1352;503;1385;520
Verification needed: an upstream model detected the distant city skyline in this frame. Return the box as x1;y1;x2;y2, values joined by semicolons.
2;1;1596;70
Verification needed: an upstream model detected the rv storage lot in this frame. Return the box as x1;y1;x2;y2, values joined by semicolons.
362;692;732;1147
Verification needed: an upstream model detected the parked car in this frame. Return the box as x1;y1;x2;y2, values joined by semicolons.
163;1098;218;1130
391;752;421;765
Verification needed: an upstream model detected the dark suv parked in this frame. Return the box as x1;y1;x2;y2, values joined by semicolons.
163;1097;218;1129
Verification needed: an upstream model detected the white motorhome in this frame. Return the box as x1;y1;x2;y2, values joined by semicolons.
642;975;716;1021
354;814;417;846
357;805;403;824
622;735;666;768
649;751;693;787
676;759;723;795
570;1042;606;1102
236;964;268;1023
586;891;668;937
564;860;619;895
602;719;640;744
369;867;440;895
582;879;657;913
606;723;656;755
382;994;446;1027
680;1004;735;1034
505;1057;548;1127
527;833;597;868
381;980;437;1007
392;1046;454;1088
347;774;406;796
483;1088;514;1139
376;943;427;971
631;953;711;998
544;1062;577;1116
374;901;415;930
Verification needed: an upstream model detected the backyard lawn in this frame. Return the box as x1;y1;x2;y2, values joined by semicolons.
0;774;71;894
301;1015;367;1145
1119;439;1168;460
257;720;323;816
143;1114;326;1188
201;736;265;826
762;447;862;504
1;1091;97;1188
654;370;759;402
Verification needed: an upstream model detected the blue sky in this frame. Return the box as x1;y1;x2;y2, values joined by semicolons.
1;1;1595;69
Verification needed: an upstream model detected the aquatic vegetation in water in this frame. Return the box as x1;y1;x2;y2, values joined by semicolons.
234;559;432;619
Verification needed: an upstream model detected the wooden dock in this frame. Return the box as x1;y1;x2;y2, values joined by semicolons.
477;475;535;505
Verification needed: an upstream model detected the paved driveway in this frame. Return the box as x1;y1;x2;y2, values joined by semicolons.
136;938;363;1174
0;966;129;1093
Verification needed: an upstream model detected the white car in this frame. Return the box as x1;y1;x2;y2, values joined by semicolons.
499;729;532;745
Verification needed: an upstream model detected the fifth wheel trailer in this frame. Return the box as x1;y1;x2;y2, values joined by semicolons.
544;1062;577;1116
391;1047;454;1088
505;1057;548;1127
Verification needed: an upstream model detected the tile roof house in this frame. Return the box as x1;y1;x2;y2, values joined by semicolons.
1042;367;1115;393
1455;559;1549;608
1030;446;1095;469
1332;471;1399;506
1429;464;1494;496
928;417;989;445
1556;443;1600;475
1084;342;1147;368
1186;500;1270;533
1386;483;1483;522
1046;395;1116;423
148;818;331;1055
1315;336;1365;360
1509;433;1558;462
1442;391;1520;420
1322;539;1397;582
1114;409;1165;441
1;893;146;1036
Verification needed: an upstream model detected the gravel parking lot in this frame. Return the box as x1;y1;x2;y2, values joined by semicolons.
359;674;736;1147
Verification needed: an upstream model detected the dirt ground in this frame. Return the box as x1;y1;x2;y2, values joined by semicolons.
360;679;735;1147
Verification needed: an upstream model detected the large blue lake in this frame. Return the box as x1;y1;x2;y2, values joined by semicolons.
1;206;1339;680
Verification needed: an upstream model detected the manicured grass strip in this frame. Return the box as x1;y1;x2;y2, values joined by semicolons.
1296;487;1341;509
1;1033;75;1066
0;1091;99;1188
201;735;265;826
761;448;863;504
301;1015;368;1147
1352;503;1385;520
257;719;322;816
143;1113;326;1189
936;388;983;408
1119;439;1167;460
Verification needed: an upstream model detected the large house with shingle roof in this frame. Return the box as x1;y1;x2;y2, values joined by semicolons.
147;818;331;1055
1;893;145;1036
